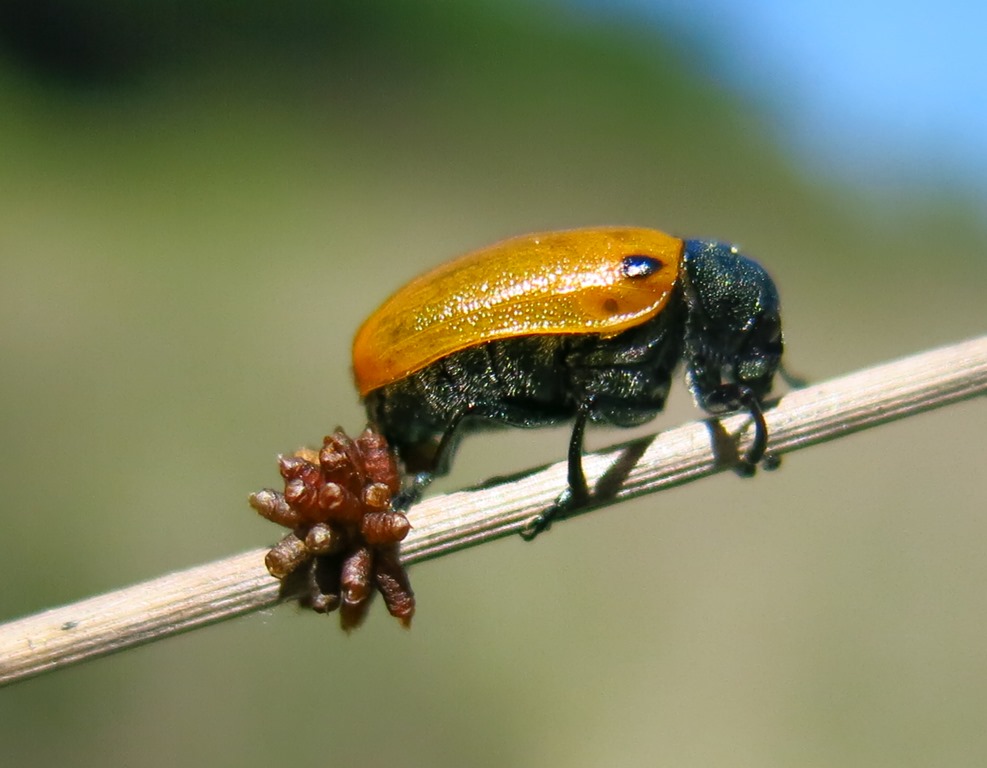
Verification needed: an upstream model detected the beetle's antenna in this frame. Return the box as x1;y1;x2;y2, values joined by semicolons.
779;362;809;389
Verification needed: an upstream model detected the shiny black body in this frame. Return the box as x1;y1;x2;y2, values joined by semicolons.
366;289;687;475
365;240;784;535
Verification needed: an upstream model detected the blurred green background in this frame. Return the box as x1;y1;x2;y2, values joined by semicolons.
1;1;985;766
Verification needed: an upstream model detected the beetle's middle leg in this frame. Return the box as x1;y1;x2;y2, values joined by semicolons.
520;397;595;541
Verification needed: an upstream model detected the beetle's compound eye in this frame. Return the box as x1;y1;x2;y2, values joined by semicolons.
621;254;663;279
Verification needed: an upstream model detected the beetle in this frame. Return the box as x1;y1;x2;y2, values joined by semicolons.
352;227;784;538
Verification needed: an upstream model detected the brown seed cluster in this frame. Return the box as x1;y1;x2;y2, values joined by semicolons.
249;426;414;630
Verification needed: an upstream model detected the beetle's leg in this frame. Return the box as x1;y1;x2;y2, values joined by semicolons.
705;384;769;475
563;402;592;504
520;398;593;541
391;472;434;512
391;407;473;512
736;388;768;475
778;362;809;389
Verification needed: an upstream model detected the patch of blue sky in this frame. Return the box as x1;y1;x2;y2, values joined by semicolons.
570;0;987;199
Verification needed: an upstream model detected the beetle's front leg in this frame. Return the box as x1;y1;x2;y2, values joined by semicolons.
704;383;771;475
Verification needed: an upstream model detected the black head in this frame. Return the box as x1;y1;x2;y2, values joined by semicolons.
680;240;783;412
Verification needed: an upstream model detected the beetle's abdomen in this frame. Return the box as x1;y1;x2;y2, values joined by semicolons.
366;297;686;475
366;335;573;473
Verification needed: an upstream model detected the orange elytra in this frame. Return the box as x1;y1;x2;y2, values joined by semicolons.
352;227;683;396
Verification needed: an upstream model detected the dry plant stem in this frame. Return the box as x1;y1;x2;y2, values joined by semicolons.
1;335;985;687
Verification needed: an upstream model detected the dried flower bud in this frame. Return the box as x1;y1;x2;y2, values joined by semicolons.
361;511;410;545
292;447;320;465
277;454;310;480
308;592;340;614
249;489;302;529
356;426;401;494
304;522;343;554
319;429;362;492
317;482;363;524
264;533;310;579
255;423;413;630
340;545;374;606
374;548;415;627
361;482;394;513
283;477;321;520
339;590;373;631
306;554;341;614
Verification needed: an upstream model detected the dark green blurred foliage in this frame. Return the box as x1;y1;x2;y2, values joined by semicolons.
1;2;985;767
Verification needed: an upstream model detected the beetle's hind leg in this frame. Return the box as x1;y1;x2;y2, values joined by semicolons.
391;472;434;512
391;407;473;511
520;398;593;541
